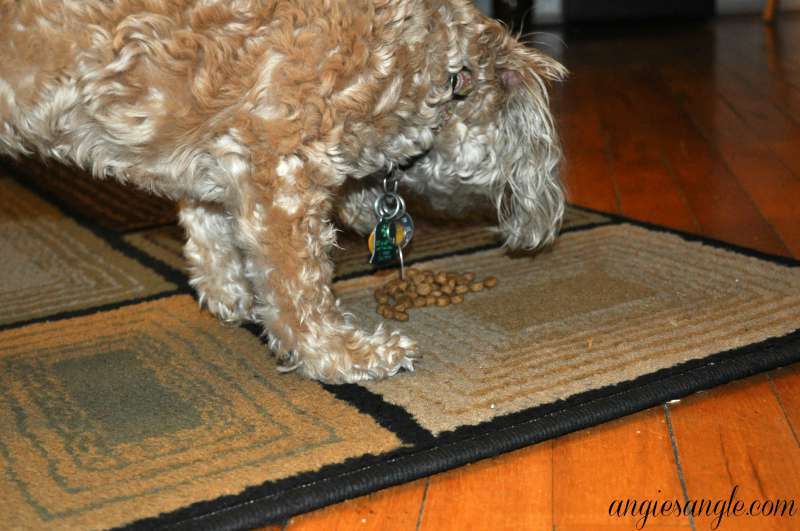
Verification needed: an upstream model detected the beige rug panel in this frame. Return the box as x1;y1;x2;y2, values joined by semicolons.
0;180;175;326
334;224;800;434
0;296;400;530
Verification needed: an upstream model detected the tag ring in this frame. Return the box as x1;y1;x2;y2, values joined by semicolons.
382;176;398;194
374;192;405;220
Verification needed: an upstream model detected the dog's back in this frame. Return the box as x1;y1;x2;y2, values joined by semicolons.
0;0;430;192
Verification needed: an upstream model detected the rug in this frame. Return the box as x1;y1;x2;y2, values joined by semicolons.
2;158;799;530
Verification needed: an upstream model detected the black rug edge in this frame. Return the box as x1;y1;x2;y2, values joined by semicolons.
565;203;800;267
123;328;800;531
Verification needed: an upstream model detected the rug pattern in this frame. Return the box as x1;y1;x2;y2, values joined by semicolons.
338;225;800;434
1;159;799;530
0;179;176;327
0;296;401;530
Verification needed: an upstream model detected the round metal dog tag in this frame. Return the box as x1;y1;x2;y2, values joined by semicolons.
394;213;414;249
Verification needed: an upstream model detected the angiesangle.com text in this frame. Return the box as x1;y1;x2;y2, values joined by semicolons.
608;485;797;529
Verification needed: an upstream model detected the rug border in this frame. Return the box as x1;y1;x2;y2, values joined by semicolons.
567;204;800;267
121;215;800;531
131;330;800;531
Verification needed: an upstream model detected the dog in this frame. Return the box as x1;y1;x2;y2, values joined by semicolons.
0;0;566;383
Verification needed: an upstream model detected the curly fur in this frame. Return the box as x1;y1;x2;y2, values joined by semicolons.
0;0;565;383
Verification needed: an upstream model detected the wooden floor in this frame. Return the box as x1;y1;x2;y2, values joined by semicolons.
263;15;800;531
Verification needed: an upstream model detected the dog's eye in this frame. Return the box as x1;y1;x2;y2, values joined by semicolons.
450;69;474;99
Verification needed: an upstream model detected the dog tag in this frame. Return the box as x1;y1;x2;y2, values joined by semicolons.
369;220;399;266
368;214;414;267
369;176;414;277
394;213;414;248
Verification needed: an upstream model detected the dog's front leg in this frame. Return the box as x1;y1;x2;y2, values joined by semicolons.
179;199;255;323
235;160;418;383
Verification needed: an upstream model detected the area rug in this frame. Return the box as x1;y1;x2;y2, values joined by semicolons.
2;158;799;530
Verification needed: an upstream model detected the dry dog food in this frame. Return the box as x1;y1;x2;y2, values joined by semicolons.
374;268;497;321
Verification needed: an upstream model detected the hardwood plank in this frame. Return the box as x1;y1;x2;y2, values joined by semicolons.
558;525;689;531
557;71;620;213
553;407;691;529
557;527;689;531
663;66;800;257
774;15;800;82
590;69;699;232
284;479;426;531
770;366;800;448
710;24;800;179
715;66;800;146
724;29;800;126
718;151;800;257
626;67;787;255
667;376;800;531
419;441;552;531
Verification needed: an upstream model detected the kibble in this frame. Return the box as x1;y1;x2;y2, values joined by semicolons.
372;268;499;321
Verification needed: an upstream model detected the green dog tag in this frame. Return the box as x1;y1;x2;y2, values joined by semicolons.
369;220;399;266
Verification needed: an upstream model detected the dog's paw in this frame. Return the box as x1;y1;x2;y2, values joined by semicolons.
345;326;420;382
206;297;255;324
285;325;419;384
195;285;255;324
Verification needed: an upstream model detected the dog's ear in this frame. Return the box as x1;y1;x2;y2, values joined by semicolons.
492;44;567;250
498;46;567;92
472;17;567;88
